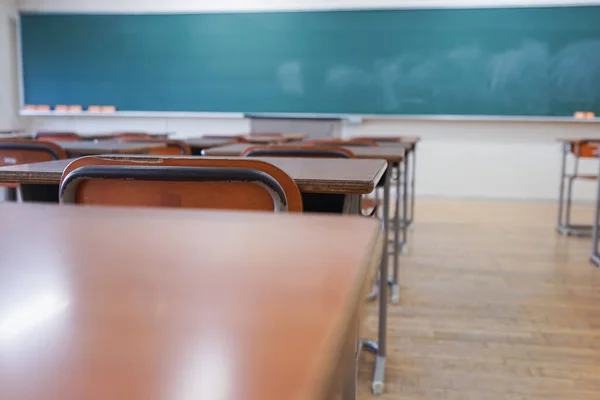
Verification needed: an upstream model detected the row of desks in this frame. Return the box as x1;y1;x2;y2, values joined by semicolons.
0;134;418;397
32;138;408;161
0;155;395;397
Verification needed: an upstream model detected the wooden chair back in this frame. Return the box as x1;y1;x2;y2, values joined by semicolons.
120;138;191;156
573;143;599;158
0;140;67;166
35;131;83;142
242;145;355;159
59;156;303;212
307;138;378;147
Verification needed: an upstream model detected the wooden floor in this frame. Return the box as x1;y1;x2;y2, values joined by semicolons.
358;200;600;400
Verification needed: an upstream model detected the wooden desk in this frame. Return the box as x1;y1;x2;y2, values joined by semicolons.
360;139;418;267
361;136;420;148
246;133;307;144
0;129;25;134
204;143;404;163
204;142;405;306
0;202;382;400
184;137;239;155
55;141;167;157
82;132;170;140
0;132;33;139
371;141;418;229
0;156;386;195
556;138;600;237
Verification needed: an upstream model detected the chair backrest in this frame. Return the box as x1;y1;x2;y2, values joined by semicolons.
242;145;355;159
35;131;83;142
0;140;67;166
59;156;303;212
573;142;599;158
307;138;378;147
120;138;191;156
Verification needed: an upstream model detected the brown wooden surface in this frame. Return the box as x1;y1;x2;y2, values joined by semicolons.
242;145;356;159
120;139;192;156
309;138;378;147
254;133;307;142
184;137;239;150
0;132;33;139
54;141;167;156
0;140;67;166
352;135;421;144
204;143;404;162
357;200;600;399
36;132;83;142
244;133;307;144
60;157;303;211
572;143;599;158
0;156;386;194
0;202;382;400
83;132;170;140
345;137;418;153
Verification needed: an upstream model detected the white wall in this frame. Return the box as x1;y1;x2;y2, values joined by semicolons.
16;0;600;201
0;0;18;130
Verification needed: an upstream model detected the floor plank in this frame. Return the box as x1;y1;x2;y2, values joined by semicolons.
358;200;600;400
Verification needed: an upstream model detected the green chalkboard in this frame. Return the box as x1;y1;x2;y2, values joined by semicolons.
20;7;600;116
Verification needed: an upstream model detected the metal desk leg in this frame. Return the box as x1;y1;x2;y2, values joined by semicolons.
341;316;359;400
557;143;567;230
389;162;401;304
590;159;600;266
565;175;575;230
401;155;409;254
409;146;416;228
362;169;389;395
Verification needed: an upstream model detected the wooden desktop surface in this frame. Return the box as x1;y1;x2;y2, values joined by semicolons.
364;136;420;144
370;138;419;151
204;143;404;162
246;133;307;143
55;141;167;156
0;129;26;134
83;133;170;140
0;132;34;139
0;202;382;400
0;156;386;194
